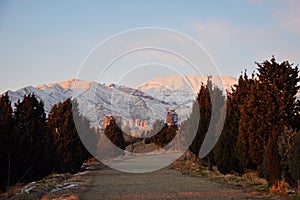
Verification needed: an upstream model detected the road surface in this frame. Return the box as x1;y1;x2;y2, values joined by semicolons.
79;168;268;200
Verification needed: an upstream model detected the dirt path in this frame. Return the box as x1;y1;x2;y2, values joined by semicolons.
79;168;269;200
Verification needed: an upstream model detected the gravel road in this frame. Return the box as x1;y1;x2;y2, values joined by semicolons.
79;168;269;200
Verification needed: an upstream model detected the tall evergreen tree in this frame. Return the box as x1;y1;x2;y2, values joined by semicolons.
104;116;126;150
256;57;299;131
234;73;258;170
72;100;98;158
289;131;300;184
48;98;90;173
177;100;200;153
0;93;15;190
214;91;242;174
257;57;299;183
265;130;281;185
236;57;299;184
150;119;168;150
189;82;211;156
97;116;126;159
13;94;54;183
163;124;179;148
190;76;225;170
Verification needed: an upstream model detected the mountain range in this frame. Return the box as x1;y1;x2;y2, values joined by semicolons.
8;74;295;128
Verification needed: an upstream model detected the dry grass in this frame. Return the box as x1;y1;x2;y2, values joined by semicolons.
269;180;290;195
171;151;300;200
0;158;98;200
172;151;269;193
41;194;79;200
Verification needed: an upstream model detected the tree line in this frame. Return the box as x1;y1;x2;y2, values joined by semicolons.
0;95;96;191
183;57;300;187
93;56;300;188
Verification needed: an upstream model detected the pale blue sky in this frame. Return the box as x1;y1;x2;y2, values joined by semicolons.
1;0;299;92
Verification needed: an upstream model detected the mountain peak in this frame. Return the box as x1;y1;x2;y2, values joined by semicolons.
37;78;92;91
138;74;237;94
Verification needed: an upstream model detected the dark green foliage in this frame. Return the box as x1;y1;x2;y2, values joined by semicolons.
72;101;98;158
235;73;258;170
234;57;299;185
148;118;179;150
179;100;200;151
189;76;225;170
97;116;126;159
174;98;201;154
238;78;266;169
104;116;126;150
14;94;55;182
48;98;90;173
149;119;164;147
189;82;211;156
289;131;300;184
0;93;55;190
164;124;179;148
258;58;299;184
0;93;15;190
2;94;55;187
265;132;281;185
215;57;299;180
214;93;242;174
256;58;300;131
0;94;96;191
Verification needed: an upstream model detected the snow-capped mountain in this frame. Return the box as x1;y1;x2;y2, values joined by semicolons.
4;74;299;129
5;78;169;127
138;75;237;104
4;75;238;128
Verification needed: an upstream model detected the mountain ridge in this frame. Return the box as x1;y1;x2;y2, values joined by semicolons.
3;74;298;128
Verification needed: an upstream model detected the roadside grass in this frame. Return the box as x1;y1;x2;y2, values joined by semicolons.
171;151;269;194
171;151;300;199
0;158;100;200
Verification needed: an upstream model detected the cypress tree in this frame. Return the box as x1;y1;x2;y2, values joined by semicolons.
13;93;54;182
0;93;14;190
163;124;179;148
48;98;90;173
235;73;258;170
190;76;225;170
104;116;126;150
214;92;242;174
236;57;299;184
176;100;200;153
150;120;168;150
97;116;126;159
289;131;300;185
189;82;211;156
265;130;281;186
257;57;299;184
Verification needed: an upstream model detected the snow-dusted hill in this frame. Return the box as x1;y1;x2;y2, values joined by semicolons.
4;75;237;128
139;75;236;93
6;79;168;127
138;75;237;105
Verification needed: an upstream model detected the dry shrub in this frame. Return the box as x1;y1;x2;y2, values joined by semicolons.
269;180;289;194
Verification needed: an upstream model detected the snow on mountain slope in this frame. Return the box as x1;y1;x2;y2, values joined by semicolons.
72;81;169;127
4;75;299;128
5;79;170;127
139;75;236;92
138;75;237;104
7;79;91;114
